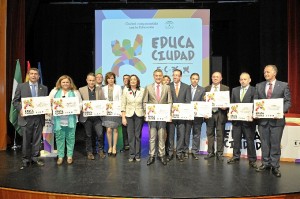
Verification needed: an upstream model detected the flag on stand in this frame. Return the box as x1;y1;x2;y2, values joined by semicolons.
37;62;43;85
25;60;31;82
9;60;23;135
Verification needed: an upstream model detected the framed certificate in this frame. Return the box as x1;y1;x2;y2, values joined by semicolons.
228;103;253;121
106;101;121;116
191;101;212;118
52;97;80;116
172;103;194;120
205;91;230;108
253;98;284;118
21;96;51;116
82;100;108;117
145;104;171;121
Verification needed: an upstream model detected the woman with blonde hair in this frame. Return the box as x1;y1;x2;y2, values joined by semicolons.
49;75;82;165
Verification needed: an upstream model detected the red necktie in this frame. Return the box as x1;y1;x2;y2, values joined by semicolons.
267;83;272;99
156;84;160;101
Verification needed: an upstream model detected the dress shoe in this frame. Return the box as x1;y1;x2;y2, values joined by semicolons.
176;154;184;162
147;156;155;165
57;158;63;165
67;157;73;165
112;147;117;156
32;160;45;167
227;158;240;164
256;164;271;172
183;153;189;159
204;153;215;160
108;147;113;156
87;152;95;160
249;161;258;169
20;162;30;170
135;157;141;162
160;156;167;165
191;153;199;160
166;155;173;162
271;167;281;177
128;158;134;162
216;154;224;161
99;151;106;159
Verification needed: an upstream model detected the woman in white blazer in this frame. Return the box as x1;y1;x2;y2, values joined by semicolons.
102;72;122;156
121;75;145;162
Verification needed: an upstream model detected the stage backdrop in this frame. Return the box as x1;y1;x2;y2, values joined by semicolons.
95;9;210;87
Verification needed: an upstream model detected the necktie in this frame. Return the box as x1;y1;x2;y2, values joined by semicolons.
156;84;160;101
175;84;179;97
212;86;218;112
191;87;195;100
214;86;218;92
267;83;272;99
240;88;246;102
31;84;37;97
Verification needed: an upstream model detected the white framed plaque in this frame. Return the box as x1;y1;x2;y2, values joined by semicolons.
172;103;194;120
145;104;171;121
106;101;121;116
21;96;51;116
191;101;212;118
205;91;230;108
228;103;253;121
82;100;108;117
253;98;284;119
52;97;80;116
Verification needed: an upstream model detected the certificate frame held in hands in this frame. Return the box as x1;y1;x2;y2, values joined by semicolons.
205;91;230;108
191;101;212;118
82;100;108;117
171;103;194;120
253;98;284;119
228;103;253;121
145;104;171;121
21;96;51;116
106;101;121;116
52;97;80;116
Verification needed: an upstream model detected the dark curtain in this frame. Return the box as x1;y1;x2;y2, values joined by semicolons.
287;0;300;114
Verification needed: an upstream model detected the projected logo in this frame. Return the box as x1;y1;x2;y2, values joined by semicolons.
165;21;174;29
111;34;146;77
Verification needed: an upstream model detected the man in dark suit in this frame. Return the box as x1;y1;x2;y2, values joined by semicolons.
79;73;106;160
227;72;257;168
143;69;172;166
254;65;291;177
185;73;205;160
167;69;191;162
12;68;48;169
204;71;229;161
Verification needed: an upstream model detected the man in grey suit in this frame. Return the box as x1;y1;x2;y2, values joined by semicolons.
12;68;48;169
143;69;172;166
254;65;291;177
204;71;229;161
185;73;205;160
227;72;257;168
167;69;191;162
79;73;106;160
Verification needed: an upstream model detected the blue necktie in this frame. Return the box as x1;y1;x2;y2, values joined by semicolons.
31;85;37;97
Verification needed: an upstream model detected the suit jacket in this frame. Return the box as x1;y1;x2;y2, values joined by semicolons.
78;85;105;123
231;85;255;126
188;85;205;123
205;84;229;125
121;87;145;117
169;82;191;103
254;80;291;126
143;83;172;106
12;82;48;126
102;84;122;102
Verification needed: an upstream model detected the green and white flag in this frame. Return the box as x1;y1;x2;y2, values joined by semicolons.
9;60;22;135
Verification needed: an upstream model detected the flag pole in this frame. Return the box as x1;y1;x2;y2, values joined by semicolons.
11;130;21;150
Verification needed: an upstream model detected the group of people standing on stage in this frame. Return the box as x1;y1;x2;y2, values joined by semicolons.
12;64;291;177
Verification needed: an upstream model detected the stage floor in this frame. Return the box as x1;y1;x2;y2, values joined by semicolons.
1;127;300;198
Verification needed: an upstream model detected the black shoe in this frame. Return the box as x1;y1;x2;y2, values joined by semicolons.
256;164;271;172
183;153;189;159
160;156;167;165
32;160;45;167
166;155;173;162
249;161;258;169
204;153;215;160
271;167;281;177
191;153;199;160
147;156;155;166
176;154;184;162
216;154;224;161
20;162;30;170
227;158;240;164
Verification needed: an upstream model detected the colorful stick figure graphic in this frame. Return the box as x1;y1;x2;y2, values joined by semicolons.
111;34;147;77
